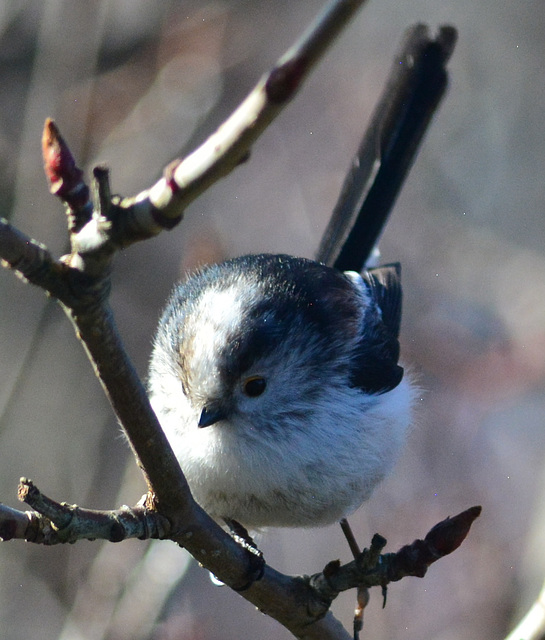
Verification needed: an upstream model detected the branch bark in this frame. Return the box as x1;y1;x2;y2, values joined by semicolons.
43;0;372;254
0;479;168;545
0;480;480;639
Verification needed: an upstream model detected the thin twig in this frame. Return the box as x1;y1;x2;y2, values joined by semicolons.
0;479;169;544
78;0;373;249
309;507;482;598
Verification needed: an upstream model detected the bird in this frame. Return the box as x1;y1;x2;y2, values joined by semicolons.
147;252;413;530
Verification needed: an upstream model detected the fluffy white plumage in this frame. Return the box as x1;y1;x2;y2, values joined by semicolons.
148;254;413;528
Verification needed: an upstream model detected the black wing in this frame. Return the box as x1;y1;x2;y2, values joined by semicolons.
362;263;402;339
349;263;404;395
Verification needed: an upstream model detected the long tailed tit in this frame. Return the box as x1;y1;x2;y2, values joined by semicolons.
148;253;413;529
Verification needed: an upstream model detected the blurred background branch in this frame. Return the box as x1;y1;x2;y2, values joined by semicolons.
505;576;545;640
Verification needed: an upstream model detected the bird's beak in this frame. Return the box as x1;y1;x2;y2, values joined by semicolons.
198;403;228;428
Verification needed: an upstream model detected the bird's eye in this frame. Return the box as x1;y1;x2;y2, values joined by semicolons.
242;375;267;397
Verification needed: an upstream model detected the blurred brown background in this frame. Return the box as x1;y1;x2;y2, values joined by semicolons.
0;1;544;639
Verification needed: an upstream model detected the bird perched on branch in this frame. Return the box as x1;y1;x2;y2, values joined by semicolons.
148;252;413;529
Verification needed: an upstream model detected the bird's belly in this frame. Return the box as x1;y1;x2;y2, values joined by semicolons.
180;432;378;528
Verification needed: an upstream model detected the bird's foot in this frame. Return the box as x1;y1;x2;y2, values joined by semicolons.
224;518;265;591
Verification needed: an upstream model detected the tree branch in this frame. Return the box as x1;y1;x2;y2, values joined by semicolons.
0;481;480;640
0;479;168;545
37;0;373;257
309;506;482;599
